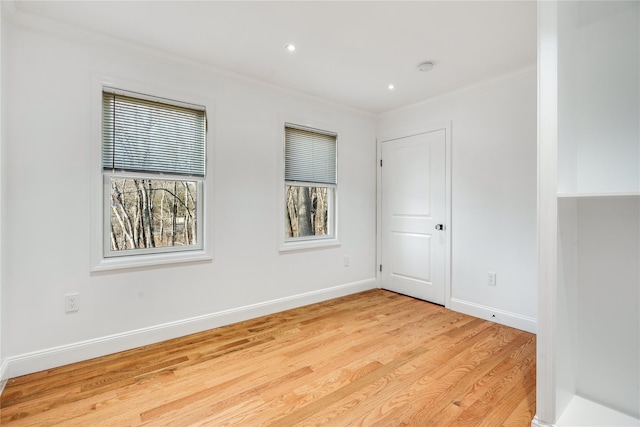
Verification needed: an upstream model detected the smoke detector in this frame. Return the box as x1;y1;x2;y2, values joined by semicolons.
418;61;435;72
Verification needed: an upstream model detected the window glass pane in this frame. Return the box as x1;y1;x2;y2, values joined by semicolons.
109;177;198;251
285;185;331;238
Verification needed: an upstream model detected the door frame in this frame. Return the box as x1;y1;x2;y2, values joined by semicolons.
376;121;453;308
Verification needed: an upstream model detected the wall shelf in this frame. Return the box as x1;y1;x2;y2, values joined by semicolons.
536;1;640;426
555;396;640;427
557;192;640;199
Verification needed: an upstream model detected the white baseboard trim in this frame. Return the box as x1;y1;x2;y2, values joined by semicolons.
2;279;377;380
450;298;537;334
0;359;8;396
531;416;555;427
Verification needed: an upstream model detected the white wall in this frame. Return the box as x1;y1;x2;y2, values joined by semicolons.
576;197;639;418
558;1;640;194
378;68;538;332
2;14;377;377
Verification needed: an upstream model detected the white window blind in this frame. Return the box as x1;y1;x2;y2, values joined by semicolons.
102;90;206;176
285;124;337;185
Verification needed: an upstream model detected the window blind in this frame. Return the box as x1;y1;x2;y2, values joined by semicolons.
102;91;206;177
285;124;337;185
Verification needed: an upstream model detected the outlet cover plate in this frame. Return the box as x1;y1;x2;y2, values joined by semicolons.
488;272;497;286
65;294;79;313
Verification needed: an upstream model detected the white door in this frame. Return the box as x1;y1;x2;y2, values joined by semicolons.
381;130;447;305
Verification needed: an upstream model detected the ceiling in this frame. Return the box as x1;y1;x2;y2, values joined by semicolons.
13;1;537;114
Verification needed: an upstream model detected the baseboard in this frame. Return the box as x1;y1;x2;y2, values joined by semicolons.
2;278;377;380
450;298;537;334
0;358;8;396
531;416;555;427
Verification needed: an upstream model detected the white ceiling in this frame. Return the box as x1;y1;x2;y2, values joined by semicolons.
14;1;537;114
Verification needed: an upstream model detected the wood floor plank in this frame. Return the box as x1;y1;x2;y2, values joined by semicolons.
382;328;533;426
1;289;536;426
195;360;384;427
503;388;537;427
266;345;432;427
454;340;536;426
359;323;516;427
424;335;536;426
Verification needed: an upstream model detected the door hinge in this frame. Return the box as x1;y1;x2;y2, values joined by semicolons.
379;264;383;272
380;159;383;167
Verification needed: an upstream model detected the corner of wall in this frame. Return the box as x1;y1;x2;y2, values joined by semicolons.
0;0;5;386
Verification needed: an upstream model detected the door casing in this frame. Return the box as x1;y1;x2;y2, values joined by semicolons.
376;122;452;308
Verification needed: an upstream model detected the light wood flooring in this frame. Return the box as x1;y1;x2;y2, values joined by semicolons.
1;289;536;426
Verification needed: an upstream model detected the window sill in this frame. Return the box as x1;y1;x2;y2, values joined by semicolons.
91;250;212;272
280;238;341;253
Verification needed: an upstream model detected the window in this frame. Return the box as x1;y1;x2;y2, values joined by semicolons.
284;123;337;244
102;88;206;257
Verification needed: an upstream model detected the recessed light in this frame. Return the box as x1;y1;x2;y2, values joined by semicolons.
286;44;296;52
388;84;395;90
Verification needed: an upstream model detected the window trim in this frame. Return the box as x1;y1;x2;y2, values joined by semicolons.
90;76;213;272
279;116;341;252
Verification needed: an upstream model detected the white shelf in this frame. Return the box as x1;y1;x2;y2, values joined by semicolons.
557;192;640;199
538;2;640;426
556;396;640;427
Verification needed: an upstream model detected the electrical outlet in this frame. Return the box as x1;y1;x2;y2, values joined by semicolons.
488;272;497;286
65;294;79;313
344;255;350;267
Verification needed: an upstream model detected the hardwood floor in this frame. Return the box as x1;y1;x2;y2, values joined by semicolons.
0;290;536;426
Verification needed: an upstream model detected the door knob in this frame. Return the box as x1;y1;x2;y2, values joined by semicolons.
435;224;444;230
